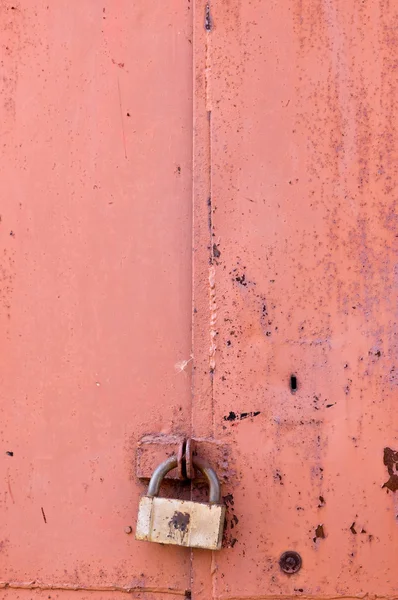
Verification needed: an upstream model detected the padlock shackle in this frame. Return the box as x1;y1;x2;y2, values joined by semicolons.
146;456;222;504
147;456;178;497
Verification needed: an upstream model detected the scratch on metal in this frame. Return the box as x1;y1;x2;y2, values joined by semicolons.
0;582;185;596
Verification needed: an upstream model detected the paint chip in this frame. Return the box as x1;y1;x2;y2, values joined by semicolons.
382;447;398;492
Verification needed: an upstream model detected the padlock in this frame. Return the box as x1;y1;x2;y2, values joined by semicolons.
135;455;225;550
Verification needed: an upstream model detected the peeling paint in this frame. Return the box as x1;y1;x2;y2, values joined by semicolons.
382;447;398;492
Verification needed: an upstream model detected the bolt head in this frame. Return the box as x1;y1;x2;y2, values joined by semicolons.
124;526;133;534
279;550;302;574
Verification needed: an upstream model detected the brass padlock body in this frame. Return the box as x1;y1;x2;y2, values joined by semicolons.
136;496;225;549
135;455;225;550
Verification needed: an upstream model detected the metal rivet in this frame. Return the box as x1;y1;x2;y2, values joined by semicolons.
279;550;302;574
124;526;133;534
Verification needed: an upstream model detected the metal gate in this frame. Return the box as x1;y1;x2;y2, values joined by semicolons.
1;1;397;599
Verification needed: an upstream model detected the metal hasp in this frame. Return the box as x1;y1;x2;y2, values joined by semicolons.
135;456;225;550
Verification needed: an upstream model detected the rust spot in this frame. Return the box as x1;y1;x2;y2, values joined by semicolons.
382;447;398;492
223;411;260;422
224;411;237;421
213;243;221;258
111;58;125;69
313;524;325;542
207;197;212;233
230;514;239;529
235;274;247;286
222;491;239;548
223;493;234;506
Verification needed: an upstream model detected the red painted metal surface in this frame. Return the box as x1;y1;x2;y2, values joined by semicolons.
192;0;398;598
0;1;192;596
1;0;398;599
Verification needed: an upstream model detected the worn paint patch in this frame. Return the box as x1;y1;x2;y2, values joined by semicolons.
382;447;398;492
